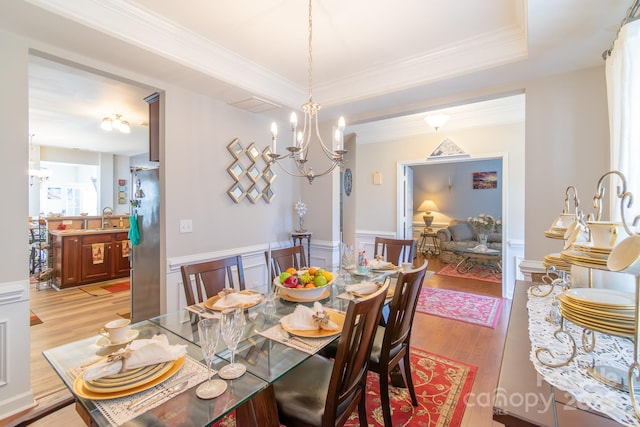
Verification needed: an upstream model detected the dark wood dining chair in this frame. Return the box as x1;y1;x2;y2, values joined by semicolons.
272;283;388;427
180;255;246;306
265;245;307;281
368;260;428;427
374;237;416;265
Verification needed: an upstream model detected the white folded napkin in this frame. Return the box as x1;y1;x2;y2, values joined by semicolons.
211;291;262;309
83;334;187;381
368;259;392;269
280;302;339;331
345;281;379;295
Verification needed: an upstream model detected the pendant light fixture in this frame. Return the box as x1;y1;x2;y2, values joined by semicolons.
267;0;347;184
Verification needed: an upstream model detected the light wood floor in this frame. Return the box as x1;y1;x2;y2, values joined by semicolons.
12;255;509;426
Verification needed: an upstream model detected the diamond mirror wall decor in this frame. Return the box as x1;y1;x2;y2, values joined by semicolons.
226;138;276;203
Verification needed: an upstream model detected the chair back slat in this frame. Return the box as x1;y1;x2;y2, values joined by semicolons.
180;255;246;306
374;237;415;265
325;284;388;426
384;261;428;351
265;246;307;280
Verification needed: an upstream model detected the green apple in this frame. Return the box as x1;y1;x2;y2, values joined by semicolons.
313;275;327;287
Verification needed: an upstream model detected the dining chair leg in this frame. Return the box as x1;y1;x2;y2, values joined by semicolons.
400;353;418;406
379;370;393;427
358;395;369;427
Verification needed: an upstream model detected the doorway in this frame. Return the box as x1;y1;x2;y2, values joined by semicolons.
397;153;514;297
27;53;161;400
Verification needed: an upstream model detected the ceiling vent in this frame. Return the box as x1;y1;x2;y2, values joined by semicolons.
229;96;281;113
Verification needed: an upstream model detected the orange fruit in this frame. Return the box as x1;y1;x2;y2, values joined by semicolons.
286;267;297;275
308;267;318;276
304;283;315;288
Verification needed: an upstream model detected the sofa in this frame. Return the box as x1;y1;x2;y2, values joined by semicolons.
436;219;502;264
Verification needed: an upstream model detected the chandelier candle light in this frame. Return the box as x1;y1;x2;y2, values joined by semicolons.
267;0;347;184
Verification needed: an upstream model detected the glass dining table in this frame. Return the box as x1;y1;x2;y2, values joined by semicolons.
43;268;397;427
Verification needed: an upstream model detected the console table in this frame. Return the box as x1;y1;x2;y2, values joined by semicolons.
291;231;312;264
493;281;621;426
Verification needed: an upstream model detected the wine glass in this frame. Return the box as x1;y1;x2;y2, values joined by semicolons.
218;307;247;379
196;318;227;399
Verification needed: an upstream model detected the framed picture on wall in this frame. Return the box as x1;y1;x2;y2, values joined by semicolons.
472;171;497;189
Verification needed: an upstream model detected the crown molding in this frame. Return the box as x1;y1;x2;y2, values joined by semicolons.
315;25;528;107
25;0;305;107
26;0;526;110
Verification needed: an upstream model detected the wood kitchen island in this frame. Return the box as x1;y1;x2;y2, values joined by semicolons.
49;228;131;289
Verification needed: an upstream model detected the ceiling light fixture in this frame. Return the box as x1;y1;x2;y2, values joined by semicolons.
267;0;346;184
101;114;130;134
425;114;449;132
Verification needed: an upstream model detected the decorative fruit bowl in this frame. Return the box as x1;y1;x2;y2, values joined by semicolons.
273;268;334;300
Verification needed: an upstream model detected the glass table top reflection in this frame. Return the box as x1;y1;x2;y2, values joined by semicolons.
150;270;396;384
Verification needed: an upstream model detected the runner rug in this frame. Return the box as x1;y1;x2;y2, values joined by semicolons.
416;287;503;328
80;279;130;296
211;347;477;427
436;263;501;284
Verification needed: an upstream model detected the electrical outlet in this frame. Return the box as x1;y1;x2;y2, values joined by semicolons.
179;219;193;233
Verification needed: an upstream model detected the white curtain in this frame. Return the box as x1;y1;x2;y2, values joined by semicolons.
606;18;640;225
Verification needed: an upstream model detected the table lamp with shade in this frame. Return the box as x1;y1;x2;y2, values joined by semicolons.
417;200;439;228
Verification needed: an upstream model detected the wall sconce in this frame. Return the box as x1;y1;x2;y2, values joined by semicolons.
417;200;439;228
373;171;382;185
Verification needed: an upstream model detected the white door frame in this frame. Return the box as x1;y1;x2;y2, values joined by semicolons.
396;152;512;297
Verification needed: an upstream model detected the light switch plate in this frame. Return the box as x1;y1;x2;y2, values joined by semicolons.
179;219;193;233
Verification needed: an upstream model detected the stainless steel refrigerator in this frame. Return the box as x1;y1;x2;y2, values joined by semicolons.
130;167;160;323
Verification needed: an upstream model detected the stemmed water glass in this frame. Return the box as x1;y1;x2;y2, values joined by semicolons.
218;307;247;379
196;318;227;399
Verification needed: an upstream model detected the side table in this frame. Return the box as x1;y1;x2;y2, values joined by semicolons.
418;228;440;256
291;231;312;264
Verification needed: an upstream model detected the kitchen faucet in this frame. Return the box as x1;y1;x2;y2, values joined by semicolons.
101;206;113;229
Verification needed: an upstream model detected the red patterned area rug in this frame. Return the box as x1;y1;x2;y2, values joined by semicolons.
211;348;476;427
436;263;501;284
416;287;503;328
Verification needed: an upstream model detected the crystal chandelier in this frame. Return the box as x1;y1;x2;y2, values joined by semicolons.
267;0;347;184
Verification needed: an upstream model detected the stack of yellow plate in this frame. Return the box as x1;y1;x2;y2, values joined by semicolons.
560;250;608;269
544;229;565;239
572;242;611;260
73;356;185;400
542;253;571;271
558;288;635;337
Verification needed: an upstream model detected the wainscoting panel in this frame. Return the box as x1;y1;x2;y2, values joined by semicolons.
0;279;36;419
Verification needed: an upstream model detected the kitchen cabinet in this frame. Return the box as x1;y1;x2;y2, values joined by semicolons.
144;92;160;162
51;234;81;288
113;232;132;277
81;234;113;283
50;229;130;289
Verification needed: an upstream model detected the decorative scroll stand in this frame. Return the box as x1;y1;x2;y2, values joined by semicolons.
534;171;640;417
